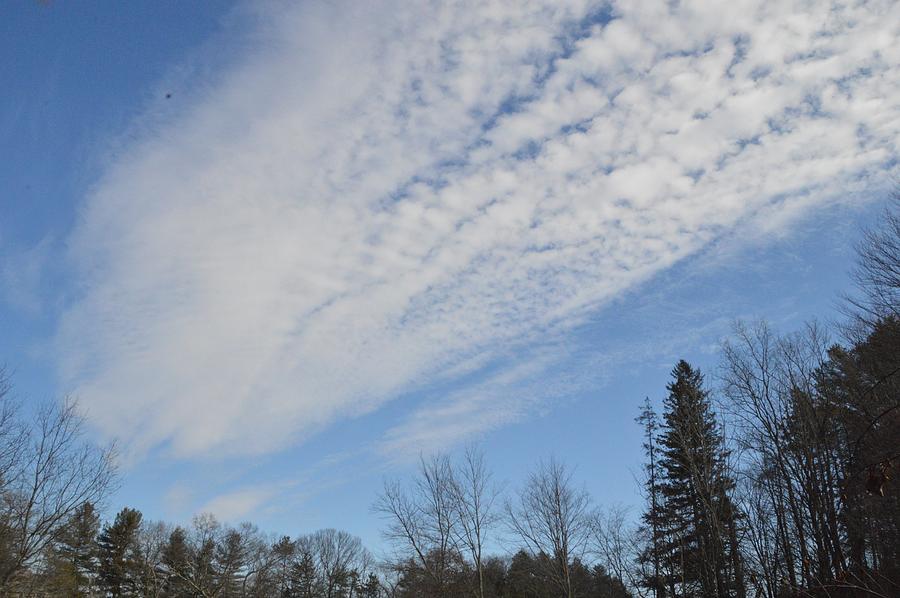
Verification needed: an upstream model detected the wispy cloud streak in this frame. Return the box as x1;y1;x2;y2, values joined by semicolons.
58;0;899;459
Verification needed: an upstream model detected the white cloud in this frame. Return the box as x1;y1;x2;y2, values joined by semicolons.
58;0;899;459
199;486;275;523
379;348;574;459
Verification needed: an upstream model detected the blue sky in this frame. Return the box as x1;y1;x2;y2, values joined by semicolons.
1;0;898;552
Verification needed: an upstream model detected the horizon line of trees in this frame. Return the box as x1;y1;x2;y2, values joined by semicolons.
0;199;896;597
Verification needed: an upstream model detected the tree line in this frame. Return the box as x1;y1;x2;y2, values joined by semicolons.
0;200;896;597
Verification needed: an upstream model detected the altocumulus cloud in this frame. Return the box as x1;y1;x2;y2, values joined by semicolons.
58;0;899;459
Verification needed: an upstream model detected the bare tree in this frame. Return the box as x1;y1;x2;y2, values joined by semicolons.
139;519;173;598
845;195;900;323
448;445;500;598
377;562;403;598
721;320;807;592
721;320;855;595
0;397;117;591
373;454;461;596
505;458;591;598
0;369;24;495
591;505;644;596
306;528;372;597
237;522;277;597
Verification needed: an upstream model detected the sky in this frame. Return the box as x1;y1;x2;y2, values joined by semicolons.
1;0;898;552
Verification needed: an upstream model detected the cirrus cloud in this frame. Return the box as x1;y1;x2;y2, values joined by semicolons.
58;0;899;460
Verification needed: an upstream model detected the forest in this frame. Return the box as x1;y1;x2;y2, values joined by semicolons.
0;201;896;598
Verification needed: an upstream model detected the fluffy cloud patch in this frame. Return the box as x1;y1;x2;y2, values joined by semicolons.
58;0;899;459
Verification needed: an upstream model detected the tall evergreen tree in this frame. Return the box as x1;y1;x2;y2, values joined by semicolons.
161;526;193;597
98;507;145;597
656;361;743;598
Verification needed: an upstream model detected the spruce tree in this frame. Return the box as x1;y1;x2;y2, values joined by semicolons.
656;360;743;598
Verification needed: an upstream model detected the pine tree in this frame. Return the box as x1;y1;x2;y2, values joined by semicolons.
290;547;318;598
656;361;743;598
271;535;296;597
214;528;246;596
45;501;101;597
161;527;193;597
98;507;145;597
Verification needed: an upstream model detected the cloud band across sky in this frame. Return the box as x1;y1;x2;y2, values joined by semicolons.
57;0;899;460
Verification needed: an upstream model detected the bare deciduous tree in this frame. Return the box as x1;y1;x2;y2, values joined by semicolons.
0;370;24;496
505;458;591;598
448;445;500;598
138;519;172;598
306;528;372;597
0;395;117;591
845;195;900;323
591;505;643;595
373;454;461;596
